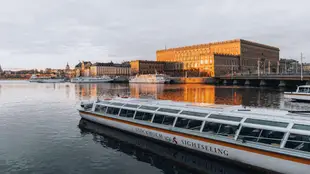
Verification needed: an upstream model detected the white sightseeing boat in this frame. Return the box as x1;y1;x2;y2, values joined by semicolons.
77;97;310;174
78;118;249;174
29;75;65;83
129;74;170;84
284;85;310;102
71;76;113;83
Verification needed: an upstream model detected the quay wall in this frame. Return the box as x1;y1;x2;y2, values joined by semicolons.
170;77;215;84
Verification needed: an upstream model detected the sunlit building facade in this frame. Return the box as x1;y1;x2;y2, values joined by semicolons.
156;39;279;77
130;60;183;76
90;62;131;77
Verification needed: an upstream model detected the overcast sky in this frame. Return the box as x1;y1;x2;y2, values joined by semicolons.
0;0;309;70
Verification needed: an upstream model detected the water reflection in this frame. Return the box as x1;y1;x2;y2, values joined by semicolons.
72;83;309;110
74;83;130;100
74;84;245;105
78;119;267;174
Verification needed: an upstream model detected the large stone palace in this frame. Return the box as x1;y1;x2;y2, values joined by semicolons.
156;39;280;77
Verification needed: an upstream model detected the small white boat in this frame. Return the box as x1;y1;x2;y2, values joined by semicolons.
71;76;113;83
29;74;46;82
284;85;310;102
77;97;310;174
37;78;65;83
29;75;65;83
129;74;170;84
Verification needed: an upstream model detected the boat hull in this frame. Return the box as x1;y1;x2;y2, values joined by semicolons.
79;111;310;174
71;79;113;83
284;93;310;102
37;79;65;83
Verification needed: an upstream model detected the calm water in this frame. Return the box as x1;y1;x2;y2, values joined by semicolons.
0;81;304;174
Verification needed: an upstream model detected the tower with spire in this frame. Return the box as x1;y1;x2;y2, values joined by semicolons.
65;62;70;71
0;64;3;73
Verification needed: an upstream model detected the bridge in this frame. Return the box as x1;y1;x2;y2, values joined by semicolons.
215;73;310;87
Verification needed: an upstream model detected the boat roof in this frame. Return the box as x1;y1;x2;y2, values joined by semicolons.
298;85;310;88
96;97;310;124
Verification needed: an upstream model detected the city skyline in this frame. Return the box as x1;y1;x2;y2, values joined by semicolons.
1;0;310;69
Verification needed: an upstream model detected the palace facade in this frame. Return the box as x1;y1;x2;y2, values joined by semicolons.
156;39;280;76
130;60;183;76
90;62;131;77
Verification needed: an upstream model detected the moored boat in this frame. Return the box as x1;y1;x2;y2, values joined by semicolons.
37;78;65;83
284;85;310;102
129;74;170;84
77;97;310;174
78;118;252;174
29;75;65;83
71;76;113;83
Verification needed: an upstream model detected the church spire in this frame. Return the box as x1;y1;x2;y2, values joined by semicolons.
65;62;70;71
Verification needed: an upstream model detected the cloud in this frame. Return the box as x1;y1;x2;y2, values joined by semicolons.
0;0;309;69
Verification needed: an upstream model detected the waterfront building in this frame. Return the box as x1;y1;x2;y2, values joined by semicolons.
156;39;279;77
64;62;75;78
90;62;131;77
75;61;92;77
130;60;183;76
303;63;310;73
279;58;300;74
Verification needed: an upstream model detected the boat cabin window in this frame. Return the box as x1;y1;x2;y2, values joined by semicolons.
124;104;140;108
139;105;158;111
180;111;207;117
158;108;180;114
106;107;120;115
134;111;154;122
202;122;238;138
284;133;310;153
95;105;107;113
119;109;135;118
175;118;203;131
110;102;125;106
152;114;175;126
292;124;310;131
244;118;289;128
298;87;309;93
100;101;111;104
237;127;285;146
208;114;243;122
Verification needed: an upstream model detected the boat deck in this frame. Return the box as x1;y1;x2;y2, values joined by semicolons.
98;97;310;123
